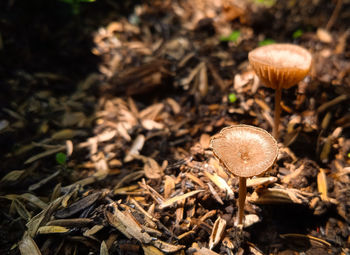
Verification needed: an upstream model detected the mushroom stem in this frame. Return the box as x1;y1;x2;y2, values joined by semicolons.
273;87;282;139
238;176;247;225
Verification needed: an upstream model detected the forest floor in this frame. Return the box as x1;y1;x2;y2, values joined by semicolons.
1;0;350;254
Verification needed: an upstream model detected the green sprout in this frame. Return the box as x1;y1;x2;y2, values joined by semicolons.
259;39;276;46
292;29;303;39
220;30;241;42
56;152;67;165
228;93;237;103
60;0;96;15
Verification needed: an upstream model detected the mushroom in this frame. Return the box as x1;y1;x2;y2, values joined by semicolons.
248;43;312;139
210;125;278;226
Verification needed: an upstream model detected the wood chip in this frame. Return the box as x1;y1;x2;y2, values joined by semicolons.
209;216;227;249
204;171;234;198
106;202;153;243
317;168;329;201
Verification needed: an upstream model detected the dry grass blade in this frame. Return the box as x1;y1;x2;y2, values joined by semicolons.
159;190;204;209
19;233;42;255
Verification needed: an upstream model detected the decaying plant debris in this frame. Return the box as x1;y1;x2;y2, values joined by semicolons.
1;0;350;254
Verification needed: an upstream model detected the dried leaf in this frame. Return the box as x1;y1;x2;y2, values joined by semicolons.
0;170;25;183
207;183;224;205
198;62;208;96
163;176;176;199
281;165;305;184
12;199;31;220
244;214;260;228
25;146;65;164
19;233;42;255
61;112;86;127
141;119;164;130
47;218;93;227
144;157;163;179
51;129;87;140
199;134;210;149
28;170;61;191
37;225;69;234
139;103;164;120
55;192;101;219
19;193;48;209
317;168;329;201
185;173;206;188
166;98;181;114
100;241;109;255
316;28;333;43
26;196;65;237
84;225;104;237
249;188;304;204
124;134;145;162
209;216;226;249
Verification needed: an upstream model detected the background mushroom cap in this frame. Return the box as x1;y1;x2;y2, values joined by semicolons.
248;43;312;90
210;125;278;178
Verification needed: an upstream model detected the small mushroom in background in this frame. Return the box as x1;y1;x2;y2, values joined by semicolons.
210;125;278;226
248;43;312;139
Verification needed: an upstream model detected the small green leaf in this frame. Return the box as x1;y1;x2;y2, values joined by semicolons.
228;93;237;103
220;30;240;42
347;152;350;158
292;29;303;39
56;152;67;165
259;39;276;46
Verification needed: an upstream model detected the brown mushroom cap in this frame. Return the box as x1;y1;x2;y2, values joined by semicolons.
248;44;312;90
210;125;278;178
